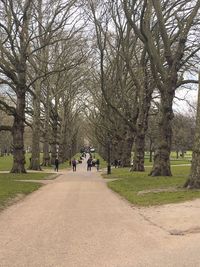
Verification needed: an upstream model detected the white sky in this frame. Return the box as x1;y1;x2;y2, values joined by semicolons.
174;87;198;114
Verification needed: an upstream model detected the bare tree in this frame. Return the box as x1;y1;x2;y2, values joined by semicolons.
123;0;200;176
0;0;83;172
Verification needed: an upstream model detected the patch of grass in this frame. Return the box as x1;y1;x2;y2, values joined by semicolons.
0;172;54;210
2;173;56;180
60;162;70;169
144;158;191;166
0;153;43;171
0;155;14;171
0;153;71;171
104;165;200;206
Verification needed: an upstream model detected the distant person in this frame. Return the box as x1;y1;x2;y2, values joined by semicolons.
72;158;77;172
118;159;121;168
114;159;118;168
55;158;59;172
92;159;96;167
96;158;100;171
87;157;92;171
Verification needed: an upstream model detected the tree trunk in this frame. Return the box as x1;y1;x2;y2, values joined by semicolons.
50;120;58;165
149;139;153;162
59;101;68;163
131;62;152;172
43;141;50;166
11;92;26;173
149;93;174;176
50;95;59;165
132;133;145;171
185;72;200;188
121;129;134;167
112;137;123;163
29;82;41;170
50;143;57;165
42;95;51;166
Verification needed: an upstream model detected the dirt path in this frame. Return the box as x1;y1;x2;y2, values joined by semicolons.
0;159;200;266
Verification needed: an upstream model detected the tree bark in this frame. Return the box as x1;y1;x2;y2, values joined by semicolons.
50;117;58;165
149;138;153;162
29;82;42;170
121;128;134;167
11;92;26;173
149;92;174;176
59;101;68;163
132;133;145;171
42;87;51;166
185;73;200;188
50;143;57;165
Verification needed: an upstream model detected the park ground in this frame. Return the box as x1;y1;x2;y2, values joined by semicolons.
0;156;200;266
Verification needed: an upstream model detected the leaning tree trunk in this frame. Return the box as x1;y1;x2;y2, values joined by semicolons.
112;137;123;163
131;61;153;172
11;92;26;173
132;132;145;171
185;72;200;188
149;92;174;176
121;128;134;167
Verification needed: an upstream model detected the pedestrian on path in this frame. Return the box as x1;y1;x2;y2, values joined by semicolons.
54;158;59;172
72;158;77;172
87;157;92;171
96;158;100;171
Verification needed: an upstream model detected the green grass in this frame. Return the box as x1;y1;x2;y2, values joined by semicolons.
0;173;55;210
0;155;13;171
0;151;191;171
104;165;200;206
144;159;191;167
4;173;56;180
0;153;71;171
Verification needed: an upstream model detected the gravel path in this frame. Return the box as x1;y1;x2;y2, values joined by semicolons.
0;158;200;267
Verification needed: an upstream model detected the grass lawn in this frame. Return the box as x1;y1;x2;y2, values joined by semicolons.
0;153;71;171
104;165;200;206
0;173;55;210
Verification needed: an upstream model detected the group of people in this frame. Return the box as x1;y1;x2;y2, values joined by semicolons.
53;153;100;172
87;157;100;171
113;159;121;168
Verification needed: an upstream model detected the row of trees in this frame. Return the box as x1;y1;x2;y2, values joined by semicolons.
0;0;200;189
83;0;200;187
0;0;87;172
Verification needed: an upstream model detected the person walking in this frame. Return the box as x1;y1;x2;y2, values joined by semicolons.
72;158;77;172
96;158;100;171
87;157;92;171
54;158;59;172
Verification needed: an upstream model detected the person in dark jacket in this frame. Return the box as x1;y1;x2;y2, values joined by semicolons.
96;158;100;171
72;158;77;172
87;157;92;171
55;158;59;172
